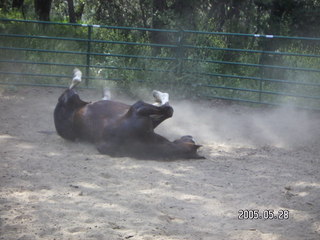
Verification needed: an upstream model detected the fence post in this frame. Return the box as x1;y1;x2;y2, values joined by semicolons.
259;69;263;103
175;30;184;76
85;25;92;87
258;38;268;103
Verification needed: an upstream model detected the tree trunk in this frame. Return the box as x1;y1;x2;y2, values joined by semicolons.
34;0;52;21
12;0;25;17
172;0;196;29
75;2;85;22
139;0;148;28
151;0;168;55
12;0;24;9
67;0;76;23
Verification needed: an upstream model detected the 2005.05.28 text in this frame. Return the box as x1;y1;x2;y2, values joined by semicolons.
238;209;289;220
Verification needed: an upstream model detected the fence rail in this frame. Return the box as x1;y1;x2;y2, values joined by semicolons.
0;18;320;110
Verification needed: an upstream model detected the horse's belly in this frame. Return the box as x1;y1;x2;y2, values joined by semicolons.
73;106;104;142
73;101;128;142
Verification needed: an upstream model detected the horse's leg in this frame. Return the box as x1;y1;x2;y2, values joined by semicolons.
150;103;174;128
102;87;111;100
69;68;82;89
96;140;126;157
131;101;173;129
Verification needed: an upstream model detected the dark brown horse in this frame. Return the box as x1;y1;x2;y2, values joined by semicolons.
54;69;204;159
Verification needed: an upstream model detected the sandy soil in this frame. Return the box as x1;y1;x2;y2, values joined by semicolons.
0;86;319;240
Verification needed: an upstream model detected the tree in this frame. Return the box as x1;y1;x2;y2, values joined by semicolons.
34;0;52;21
171;0;197;29
12;0;24;9
151;0;169;46
74;1;85;22
66;0;75;23
0;0;10;12
11;0;25;17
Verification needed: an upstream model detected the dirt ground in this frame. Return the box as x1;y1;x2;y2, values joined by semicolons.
0;86;319;240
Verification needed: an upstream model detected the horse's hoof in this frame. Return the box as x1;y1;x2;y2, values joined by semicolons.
152;90;169;106
69;68;82;89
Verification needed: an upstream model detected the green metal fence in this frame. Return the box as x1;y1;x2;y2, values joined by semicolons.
0;18;320;109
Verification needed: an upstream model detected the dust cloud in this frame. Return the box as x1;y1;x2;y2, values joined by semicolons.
73;85;320;151
109;86;319;149
155;99;320;149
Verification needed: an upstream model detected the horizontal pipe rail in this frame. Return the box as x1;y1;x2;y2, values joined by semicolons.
202;95;319;111
1;70;318;101
183;30;320;41
1;58;318;87
183;58;320;73
0;59;175;74
0;18;179;33
0;33;177;48
0;71;123;81
186;71;320;87
200;83;320;100
183;44;320;58
0;46;176;61
4;32;319;58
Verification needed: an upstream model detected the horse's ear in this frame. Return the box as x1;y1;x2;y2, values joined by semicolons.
194;144;202;150
191;145;205;159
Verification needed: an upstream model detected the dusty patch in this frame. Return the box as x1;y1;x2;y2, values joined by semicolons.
0;87;319;240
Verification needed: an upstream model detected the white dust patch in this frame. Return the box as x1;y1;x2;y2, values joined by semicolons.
156;100;320;149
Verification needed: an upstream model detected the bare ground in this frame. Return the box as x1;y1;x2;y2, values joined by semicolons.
0;86;319;240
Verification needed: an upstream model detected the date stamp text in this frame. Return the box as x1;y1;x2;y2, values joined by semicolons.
238;209;289;220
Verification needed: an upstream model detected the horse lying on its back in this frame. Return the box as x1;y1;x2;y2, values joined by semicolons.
54;69;204;159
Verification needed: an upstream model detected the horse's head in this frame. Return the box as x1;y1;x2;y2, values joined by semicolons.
172;135;205;159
